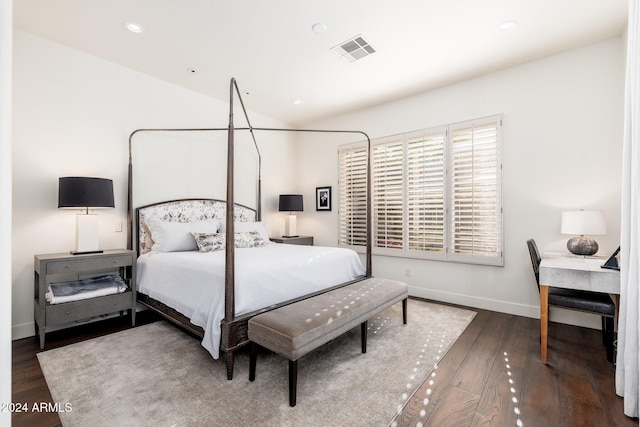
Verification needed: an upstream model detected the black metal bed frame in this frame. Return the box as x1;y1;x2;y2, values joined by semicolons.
127;78;372;379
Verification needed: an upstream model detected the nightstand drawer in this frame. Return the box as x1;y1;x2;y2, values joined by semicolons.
45;292;133;324
46;255;133;274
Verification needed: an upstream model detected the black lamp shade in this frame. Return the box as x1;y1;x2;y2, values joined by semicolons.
58;177;115;208
279;194;303;212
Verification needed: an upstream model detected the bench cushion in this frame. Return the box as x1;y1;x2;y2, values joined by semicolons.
248;278;408;361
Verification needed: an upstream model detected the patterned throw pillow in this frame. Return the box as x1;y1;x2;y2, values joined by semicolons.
234;231;267;248
191;232;226;253
191;231;267;252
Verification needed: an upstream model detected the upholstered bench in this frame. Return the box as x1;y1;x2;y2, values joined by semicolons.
248;277;409;406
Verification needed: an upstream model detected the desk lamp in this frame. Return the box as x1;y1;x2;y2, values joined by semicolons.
58;177;114;254
561;210;606;256
279;194;303;237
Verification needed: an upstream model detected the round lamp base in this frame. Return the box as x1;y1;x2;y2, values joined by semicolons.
567;236;599;256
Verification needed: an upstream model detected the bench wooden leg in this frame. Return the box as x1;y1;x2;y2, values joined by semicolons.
361;321;368;353
289;359;298;407
402;298;408;324
249;342;258;381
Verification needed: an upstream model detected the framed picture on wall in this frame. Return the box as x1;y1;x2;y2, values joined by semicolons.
316;186;331;211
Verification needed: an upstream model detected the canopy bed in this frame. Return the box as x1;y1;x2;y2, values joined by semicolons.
127;79;372;379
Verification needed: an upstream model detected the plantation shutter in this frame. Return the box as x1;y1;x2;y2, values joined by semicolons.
338;114;502;266
407;130;446;253
338;146;368;247
449;118;502;261
372;140;404;251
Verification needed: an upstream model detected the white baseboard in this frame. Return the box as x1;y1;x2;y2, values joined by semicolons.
12;321;35;341
409;286;602;330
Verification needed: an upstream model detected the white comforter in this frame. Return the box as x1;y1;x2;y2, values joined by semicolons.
137;243;365;358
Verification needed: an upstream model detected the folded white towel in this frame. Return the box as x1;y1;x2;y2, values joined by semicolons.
46;284;127;305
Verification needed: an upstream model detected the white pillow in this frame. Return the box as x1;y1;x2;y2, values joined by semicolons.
146;218;221;252
233;221;271;243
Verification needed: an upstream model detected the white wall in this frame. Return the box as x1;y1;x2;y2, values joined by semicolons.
296;37;625;328
11;31;625;341
12;31;298;339
1;1;13;423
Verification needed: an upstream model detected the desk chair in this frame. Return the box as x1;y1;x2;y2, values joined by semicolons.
527;239;616;362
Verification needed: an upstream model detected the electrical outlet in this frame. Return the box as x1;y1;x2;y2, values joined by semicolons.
404;268;411;277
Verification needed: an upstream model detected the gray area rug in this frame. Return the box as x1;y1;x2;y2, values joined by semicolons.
38;299;475;427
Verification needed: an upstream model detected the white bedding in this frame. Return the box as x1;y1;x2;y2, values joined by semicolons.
137;243;366;359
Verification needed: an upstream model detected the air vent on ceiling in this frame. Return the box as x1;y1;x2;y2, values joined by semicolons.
332;35;376;63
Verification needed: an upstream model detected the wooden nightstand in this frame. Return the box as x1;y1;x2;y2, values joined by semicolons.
34;249;136;349
270;236;314;246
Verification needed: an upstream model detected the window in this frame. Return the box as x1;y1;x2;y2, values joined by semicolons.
338;115;503;266
449;120;502;261
407;129;446;256
338;145;368;247
372;139;403;251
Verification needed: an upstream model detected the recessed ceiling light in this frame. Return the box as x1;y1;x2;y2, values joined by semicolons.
497;20;517;33
312;23;327;34
187;68;196;73
124;22;145;34
293;100;303;105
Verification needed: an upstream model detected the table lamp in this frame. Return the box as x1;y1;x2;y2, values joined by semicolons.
58;177;114;254
279;194;303;237
560;210;606;256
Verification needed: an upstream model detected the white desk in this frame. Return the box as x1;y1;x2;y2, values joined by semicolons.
538;254;620;364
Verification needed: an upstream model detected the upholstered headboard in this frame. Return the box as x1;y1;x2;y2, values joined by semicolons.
136;198;257;254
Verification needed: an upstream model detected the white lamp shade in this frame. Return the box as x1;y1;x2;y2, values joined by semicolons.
561;210;606;236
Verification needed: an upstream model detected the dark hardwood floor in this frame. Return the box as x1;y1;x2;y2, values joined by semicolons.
12;305;638;427
392;305;637;427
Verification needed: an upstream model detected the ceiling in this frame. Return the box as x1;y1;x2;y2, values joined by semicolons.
13;0;628;126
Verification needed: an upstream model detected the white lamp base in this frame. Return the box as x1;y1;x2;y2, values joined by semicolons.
74;214;102;255
284;214;298;238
